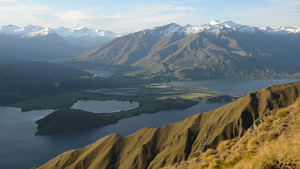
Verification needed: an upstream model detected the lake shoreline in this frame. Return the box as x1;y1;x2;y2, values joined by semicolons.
0;79;299;169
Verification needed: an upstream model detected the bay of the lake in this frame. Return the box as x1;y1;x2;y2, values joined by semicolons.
0;79;298;169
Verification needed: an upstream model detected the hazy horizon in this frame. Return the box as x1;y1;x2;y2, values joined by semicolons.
0;0;299;33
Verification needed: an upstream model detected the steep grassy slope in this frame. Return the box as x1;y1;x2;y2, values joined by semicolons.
36;81;300;169
164;97;300;168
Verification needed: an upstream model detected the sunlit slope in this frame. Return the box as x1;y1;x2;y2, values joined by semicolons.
37;81;300;169
164;96;300;169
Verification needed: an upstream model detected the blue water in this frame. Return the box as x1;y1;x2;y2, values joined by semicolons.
169;79;299;95
71;100;139;113
0;79;298;169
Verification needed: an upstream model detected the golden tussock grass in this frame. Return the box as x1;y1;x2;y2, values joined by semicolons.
165;98;300;169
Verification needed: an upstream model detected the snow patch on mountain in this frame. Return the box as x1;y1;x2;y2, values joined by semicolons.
54;26;117;39
139;20;299;37
0;24;118;39
0;24;122;48
183;20;300;35
184;20;256;34
147;23;183;36
0;24;45;36
0;21;299;45
275;26;300;34
22;28;56;38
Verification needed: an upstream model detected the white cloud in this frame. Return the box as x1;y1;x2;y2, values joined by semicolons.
0;3;51;26
99;4;200;32
55;11;93;21
50;4;200;32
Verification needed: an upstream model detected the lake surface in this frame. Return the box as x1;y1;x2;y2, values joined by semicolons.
169;79;299;95
71;100;139;113
0;79;299;169
0;103;227;169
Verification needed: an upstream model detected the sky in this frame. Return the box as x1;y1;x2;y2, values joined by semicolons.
0;0;299;33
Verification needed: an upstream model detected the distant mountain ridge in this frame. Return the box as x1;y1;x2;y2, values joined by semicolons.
141;20;300;36
0;24;121;48
0;24;122;63
1;21;299;48
74;21;300;80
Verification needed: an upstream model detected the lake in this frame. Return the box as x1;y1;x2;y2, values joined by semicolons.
0;79;298;169
0;103;227;169
71;100;139;113
169;79;299;95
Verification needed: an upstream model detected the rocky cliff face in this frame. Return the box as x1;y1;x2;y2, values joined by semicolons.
37;81;300;169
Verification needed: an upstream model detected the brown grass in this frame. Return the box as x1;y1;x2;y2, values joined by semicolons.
164;98;300;169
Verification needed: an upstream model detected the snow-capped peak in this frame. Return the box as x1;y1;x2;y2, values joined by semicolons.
0;25;20;34
128;21;300;37
209;20;245;29
0;24;120;48
183;20;299;35
147;23;183;36
0;24;118;40
23;25;44;32
0;24;45;36
72;24;88;31
209;20;222;26
184;20;257;34
22;27;56;38
1;22;299;44
275;26;300;34
53;26;117;38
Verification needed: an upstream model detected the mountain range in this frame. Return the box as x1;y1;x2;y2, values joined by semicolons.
0;25;120;63
74;20;300;80
1;21;300;79
36;81;300;169
0;24;121;48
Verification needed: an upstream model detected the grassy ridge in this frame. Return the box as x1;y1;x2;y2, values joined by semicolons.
165;98;300;169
